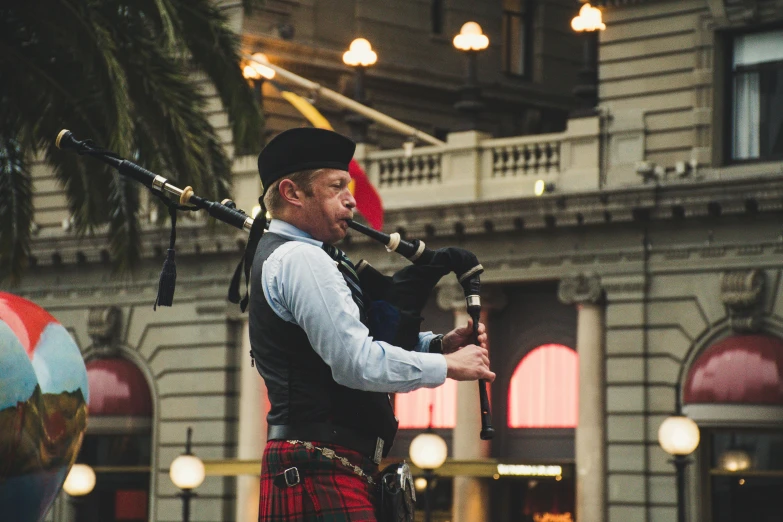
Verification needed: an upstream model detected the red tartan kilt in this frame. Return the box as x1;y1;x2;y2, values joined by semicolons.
259;440;380;522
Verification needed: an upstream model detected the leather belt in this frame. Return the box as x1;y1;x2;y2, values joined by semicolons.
268;423;385;464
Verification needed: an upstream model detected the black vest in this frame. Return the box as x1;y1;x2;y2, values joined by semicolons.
248;233;398;455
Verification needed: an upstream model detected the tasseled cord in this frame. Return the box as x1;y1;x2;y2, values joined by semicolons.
228;197;268;313
227;198;268;368
154;203;179;310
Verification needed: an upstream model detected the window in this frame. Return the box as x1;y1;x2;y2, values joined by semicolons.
730;30;783;161
395;379;457;428
431;0;444;35
503;0;533;77
508;344;578;428
709;430;783;522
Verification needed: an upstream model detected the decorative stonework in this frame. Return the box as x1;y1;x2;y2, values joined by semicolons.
87;306;123;354
558;274;604;305
720;269;766;332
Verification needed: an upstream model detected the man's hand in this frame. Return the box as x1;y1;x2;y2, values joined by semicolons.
444;345;495;382
442;318;487;354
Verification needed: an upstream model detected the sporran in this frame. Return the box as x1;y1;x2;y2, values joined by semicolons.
377;461;415;522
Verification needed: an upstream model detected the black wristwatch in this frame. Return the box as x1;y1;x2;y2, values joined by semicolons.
428;334;444;354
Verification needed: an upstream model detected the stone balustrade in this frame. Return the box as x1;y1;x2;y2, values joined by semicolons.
354;115;601;210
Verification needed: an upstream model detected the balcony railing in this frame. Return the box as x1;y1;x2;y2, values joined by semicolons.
356;116;601;210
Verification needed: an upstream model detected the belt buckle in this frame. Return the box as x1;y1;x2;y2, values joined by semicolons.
373;437;384;465
283;466;300;487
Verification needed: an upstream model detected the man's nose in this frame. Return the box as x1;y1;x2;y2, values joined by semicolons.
345;189;356;209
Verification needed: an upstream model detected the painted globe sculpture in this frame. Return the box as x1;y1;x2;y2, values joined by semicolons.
0;292;89;522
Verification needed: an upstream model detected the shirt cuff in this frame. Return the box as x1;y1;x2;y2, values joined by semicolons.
416;331;437;352
418;353;448;388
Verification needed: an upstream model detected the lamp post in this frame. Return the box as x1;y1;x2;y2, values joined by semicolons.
170;427;205;522
342;38;378;143
243;52;276;110
658;415;700;522
452;22;489;131
409;406;448;522
63;463;96;521
570;2;606;112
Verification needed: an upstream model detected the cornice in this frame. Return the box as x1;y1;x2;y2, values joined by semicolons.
24;171;783;298
379;173;783;240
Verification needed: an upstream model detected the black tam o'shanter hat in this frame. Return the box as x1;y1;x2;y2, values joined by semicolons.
258;127;356;196
229;127;356;314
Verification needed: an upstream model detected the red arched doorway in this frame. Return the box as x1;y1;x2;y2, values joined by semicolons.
684;334;783;522
508;343;578;428
78;358;153;522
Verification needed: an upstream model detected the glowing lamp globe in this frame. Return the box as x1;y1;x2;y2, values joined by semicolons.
243;53;275;80
453;22;489;52
343;38;378;67
409;432;448;470
719;449;752;472
571;3;606;32
657;416;700;456
63;464;96;496
170;454;206;490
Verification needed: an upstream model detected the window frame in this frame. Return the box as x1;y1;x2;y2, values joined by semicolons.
724;26;783;165
502;1;535;80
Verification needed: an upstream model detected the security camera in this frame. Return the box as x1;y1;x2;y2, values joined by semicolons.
635;161;654;175
635;161;659;183
675;159;699;178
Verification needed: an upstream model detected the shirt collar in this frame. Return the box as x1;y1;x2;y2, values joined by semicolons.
267;219;322;247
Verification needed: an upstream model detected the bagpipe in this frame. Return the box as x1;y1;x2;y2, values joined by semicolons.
55;129;494;440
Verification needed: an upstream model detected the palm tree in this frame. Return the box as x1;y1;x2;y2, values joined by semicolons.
0;0;264;282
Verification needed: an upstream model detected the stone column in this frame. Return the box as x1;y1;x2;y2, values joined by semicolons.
438;283;506;522
558;274;606;522
235;320;267;522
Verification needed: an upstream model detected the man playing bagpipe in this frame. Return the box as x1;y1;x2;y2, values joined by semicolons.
248;128;495;521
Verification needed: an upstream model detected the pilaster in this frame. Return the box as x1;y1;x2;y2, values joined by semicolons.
559;273;606;522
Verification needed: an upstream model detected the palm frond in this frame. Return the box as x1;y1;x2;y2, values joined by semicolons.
1;0;265;278
115;27;230;197
107;172;141;274
169;0;265;154
0;137;32;283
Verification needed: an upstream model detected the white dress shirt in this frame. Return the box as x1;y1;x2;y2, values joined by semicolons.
260;219;448;393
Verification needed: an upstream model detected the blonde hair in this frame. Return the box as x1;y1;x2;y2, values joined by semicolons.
262;169;320;218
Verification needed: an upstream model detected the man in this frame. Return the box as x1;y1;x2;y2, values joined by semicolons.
250;127;495;521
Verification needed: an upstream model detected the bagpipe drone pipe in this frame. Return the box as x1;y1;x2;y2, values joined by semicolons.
55;129;494;440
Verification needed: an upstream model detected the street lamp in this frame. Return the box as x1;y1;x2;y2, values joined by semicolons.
658;415;700;522
243;52;275;111
570;2;606;112
409;406;448;522
452;22;489;131
63;463;96;521
63;463;97;497
342;38;378;143
170;427;205;522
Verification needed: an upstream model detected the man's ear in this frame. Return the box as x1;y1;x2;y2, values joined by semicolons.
278;179;303;207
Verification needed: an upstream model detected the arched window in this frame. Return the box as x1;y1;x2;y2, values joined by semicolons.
508;344;578;428
79;358;153;522
395;379;457;428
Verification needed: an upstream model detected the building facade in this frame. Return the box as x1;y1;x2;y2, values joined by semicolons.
13;1;783;521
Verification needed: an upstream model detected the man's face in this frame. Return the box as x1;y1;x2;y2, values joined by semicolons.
299;169;356;244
